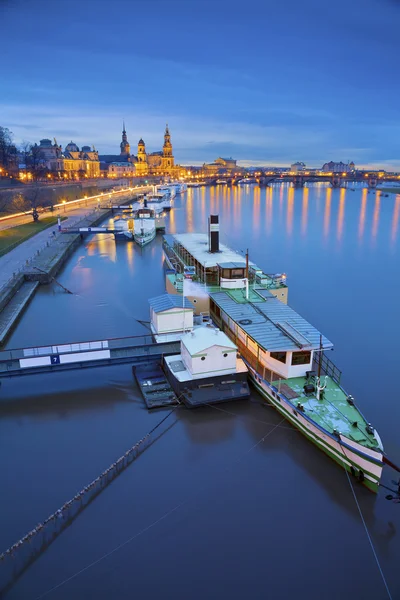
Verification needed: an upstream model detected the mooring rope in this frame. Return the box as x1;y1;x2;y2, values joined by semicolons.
0;405;180;597
339;444;393;600
33;418;285;599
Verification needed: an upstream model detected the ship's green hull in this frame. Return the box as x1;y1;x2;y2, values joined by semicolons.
249;371;381;493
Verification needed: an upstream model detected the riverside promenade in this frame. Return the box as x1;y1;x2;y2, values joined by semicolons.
0;187;148;345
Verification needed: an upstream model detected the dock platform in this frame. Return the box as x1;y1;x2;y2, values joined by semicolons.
132;362;178;409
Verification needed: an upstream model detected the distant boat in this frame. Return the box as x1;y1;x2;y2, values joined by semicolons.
157;185;176;199
133;208;156;246
216;179;227;185
145;193;171;214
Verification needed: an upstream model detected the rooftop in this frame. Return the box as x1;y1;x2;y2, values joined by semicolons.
168;233;253;268
181;326;236;355
149;294;194;314
210;288;333;352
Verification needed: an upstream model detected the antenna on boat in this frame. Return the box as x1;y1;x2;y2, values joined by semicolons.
318;334;322;380
316;334;327;400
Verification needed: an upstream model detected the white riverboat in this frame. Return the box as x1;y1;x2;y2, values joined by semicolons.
157;185;176;199
133;208;156;246
161;216;390;492
145;193;171;214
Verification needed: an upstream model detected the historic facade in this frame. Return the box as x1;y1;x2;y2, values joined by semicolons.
322;161;355;173
134;125;176;176
203;156;237;175
34;139;100;178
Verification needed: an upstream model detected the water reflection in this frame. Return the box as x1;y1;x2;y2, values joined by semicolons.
337;188;346;242
371;195;381;243
286;187;294;236
324;188;332;239
266;187;273;235
358;189;368;243
301;188;309;236
391;196;400;247
253;186;260;233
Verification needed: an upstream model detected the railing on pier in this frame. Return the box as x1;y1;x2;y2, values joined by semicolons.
313;351;342;385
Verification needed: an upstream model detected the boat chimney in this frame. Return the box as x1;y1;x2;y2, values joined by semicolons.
209;214;219;253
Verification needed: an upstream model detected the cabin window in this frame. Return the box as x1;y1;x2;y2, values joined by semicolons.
231;269;245;278
270;351;287;364
223;353;228;357
201;356;206;361
210;299;220;318
291;351;311;366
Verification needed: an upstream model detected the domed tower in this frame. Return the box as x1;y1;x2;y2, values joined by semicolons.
135;138;148;175
162;124;174;173
120;121;130;158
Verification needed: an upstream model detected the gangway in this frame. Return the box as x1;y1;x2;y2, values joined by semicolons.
0;334;180;379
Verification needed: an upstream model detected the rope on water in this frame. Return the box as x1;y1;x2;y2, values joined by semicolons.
0;405;180;596
339;444;393;600
33;417;285;599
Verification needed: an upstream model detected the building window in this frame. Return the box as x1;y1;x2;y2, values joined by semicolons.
270;351;287;364
291;351;311;366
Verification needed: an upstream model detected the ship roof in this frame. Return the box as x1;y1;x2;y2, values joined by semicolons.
217;261;247;269
149;294;194;314
169;233;253;268
210;288;333;352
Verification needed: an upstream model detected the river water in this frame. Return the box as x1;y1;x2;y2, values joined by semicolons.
1;184;400;599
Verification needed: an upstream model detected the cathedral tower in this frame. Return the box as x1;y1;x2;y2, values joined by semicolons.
135;138;148;175
120;121;130;158
161;124;174;172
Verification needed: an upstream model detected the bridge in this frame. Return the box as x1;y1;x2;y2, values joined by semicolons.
202;172;400;189
0;334;180;379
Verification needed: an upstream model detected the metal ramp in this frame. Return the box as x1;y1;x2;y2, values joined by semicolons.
132;362;178;409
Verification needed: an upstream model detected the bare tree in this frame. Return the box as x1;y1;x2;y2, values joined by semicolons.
0;126;17;172
21;141;49;182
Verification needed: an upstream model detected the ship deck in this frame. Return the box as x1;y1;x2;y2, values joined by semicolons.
273;375;380;449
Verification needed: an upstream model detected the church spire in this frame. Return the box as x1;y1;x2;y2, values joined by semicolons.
120;122;130;157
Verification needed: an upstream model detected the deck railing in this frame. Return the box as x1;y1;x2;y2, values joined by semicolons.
313;351;342;385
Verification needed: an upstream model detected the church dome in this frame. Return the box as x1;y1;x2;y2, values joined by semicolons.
81;145;91;152
65;141;79;152
138;138;145;145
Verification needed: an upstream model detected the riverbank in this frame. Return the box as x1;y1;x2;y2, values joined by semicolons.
0;216;66;257
0;209;111;345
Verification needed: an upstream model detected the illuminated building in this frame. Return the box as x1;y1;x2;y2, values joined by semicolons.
322;161;355;173
134;124;177;176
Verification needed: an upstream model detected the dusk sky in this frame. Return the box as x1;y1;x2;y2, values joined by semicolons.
2;0;399;168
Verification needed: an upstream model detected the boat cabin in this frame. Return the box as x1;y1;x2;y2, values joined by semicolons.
180;326;237;377
209;288;333;382
218;262;247;289
135;208;154;219
149;294;194;341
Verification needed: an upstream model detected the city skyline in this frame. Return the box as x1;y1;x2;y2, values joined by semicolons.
2;0;399;170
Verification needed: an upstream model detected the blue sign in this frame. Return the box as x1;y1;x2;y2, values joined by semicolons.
51;355;60;365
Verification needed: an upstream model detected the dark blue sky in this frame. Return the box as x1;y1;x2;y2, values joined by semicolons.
1;0;399;168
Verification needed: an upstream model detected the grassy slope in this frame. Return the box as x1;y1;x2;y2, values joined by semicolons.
0;217;64;257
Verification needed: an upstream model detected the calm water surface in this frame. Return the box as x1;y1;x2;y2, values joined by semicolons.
1;184;400;599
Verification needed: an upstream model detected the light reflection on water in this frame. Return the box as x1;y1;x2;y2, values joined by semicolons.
1;184;400;600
